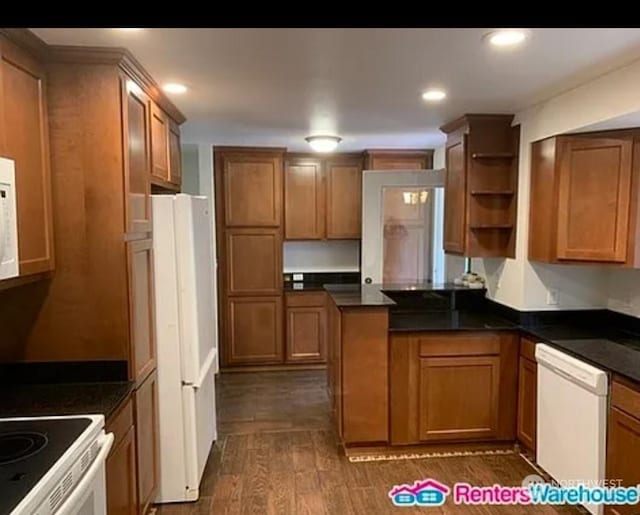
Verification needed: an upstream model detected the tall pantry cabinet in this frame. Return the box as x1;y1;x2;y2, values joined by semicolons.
214;147;285;367
21;47;185;515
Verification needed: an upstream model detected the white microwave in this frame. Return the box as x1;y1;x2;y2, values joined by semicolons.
0;157;19;280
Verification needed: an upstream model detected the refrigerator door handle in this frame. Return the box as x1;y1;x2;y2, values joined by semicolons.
182;348;217;389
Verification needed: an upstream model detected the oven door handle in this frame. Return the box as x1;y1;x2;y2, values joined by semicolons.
54;432;114;515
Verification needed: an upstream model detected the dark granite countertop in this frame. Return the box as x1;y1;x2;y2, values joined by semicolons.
0;381;134;421
390;310;518;332
324;282;483;307
323;283;396;307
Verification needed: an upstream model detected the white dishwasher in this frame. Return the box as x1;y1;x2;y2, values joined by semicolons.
535;343;608;515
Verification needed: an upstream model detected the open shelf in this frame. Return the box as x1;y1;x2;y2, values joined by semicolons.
471;152;515;159
469;224;514;230
470;190;515;196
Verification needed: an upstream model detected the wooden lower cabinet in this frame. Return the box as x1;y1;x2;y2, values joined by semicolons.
107;426;138;515
135;371;159;515
517;355;537;452
419;355;500;441
390;331;518;445
225;296;283;365
106;397;137;515
606;378;640;515
285;292;327;363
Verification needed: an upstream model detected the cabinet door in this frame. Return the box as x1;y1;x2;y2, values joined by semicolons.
225;228;281;295
419;355;500;441
367;154;430;170
0;39;54;275
326;159;362;239
557;136;632;262
127;239;156;382
284;158;325;239
106;426;138;515
134;371;159;515
605;407;640;515
286;306;326;363
443;138;466;253
149;103;169;183
168;120;182;186
122;79;152;235
517;356;537;452
222;153;282;226
225;296;283;365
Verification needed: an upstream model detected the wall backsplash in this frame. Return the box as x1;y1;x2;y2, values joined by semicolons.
283;240;360;273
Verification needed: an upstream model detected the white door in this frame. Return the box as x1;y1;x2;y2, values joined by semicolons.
175;194;216;384
361;169;445;285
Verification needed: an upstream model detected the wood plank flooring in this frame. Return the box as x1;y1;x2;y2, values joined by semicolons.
156;370;582;514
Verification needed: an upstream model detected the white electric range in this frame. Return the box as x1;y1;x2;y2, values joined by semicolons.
1;415;113;515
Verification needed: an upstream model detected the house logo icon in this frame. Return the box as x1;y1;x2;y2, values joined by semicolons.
388;478;451;507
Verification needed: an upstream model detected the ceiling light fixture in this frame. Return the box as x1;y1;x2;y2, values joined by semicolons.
484;29;528;48
163;83;188;94
112;28;144;32
422;89;447;102
305;135;342;153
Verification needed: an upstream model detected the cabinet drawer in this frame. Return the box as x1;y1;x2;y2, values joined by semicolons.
611;379;640;420
520;337;537;362
106;396;134;451
418;333;501;357
285;291;326;307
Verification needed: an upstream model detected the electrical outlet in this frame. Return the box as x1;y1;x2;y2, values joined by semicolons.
293;273;304;282
546;288;559;306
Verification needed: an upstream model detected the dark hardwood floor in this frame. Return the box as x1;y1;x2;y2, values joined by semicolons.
155;370;582;514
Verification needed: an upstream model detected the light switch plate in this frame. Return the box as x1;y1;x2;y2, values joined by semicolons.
293;273;304;281
546;288;559;306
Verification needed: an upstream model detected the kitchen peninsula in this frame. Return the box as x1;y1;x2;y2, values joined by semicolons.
326;283;640;453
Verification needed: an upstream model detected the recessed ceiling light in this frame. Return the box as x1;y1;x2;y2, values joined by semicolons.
305;135;342;153
112;28;144;32
422;89;447;102
163;83;188;94
484;29;528;48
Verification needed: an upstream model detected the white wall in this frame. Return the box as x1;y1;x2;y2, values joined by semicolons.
470;56;640;314
181;144;200;195
283;240;360;273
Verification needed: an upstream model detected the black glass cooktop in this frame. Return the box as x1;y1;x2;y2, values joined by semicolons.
0;417;91;515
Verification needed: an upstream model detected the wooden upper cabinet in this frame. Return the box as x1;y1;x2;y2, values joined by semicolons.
150;103;169;183
225;295;283;365
326;157;363;239
284;157;325;239
168;120;182;186
127;239;156;382
122;78;152;236
220;150;283;227
0;36;54;276
440;115;518;257
443;138;466;253
530;132;637;265
364;150;433;170
135;371;160;515
225;228;281;296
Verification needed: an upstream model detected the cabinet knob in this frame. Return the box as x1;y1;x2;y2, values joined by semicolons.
364;277;372;284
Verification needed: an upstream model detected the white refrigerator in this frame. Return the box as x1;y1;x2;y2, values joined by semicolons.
152;194;218;503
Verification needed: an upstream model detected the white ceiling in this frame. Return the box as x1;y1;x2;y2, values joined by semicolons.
32;28;640;151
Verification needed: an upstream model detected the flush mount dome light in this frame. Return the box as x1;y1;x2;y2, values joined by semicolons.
422;89;447;102
305;135;342;153
163;83;188;94
484;29;529;48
